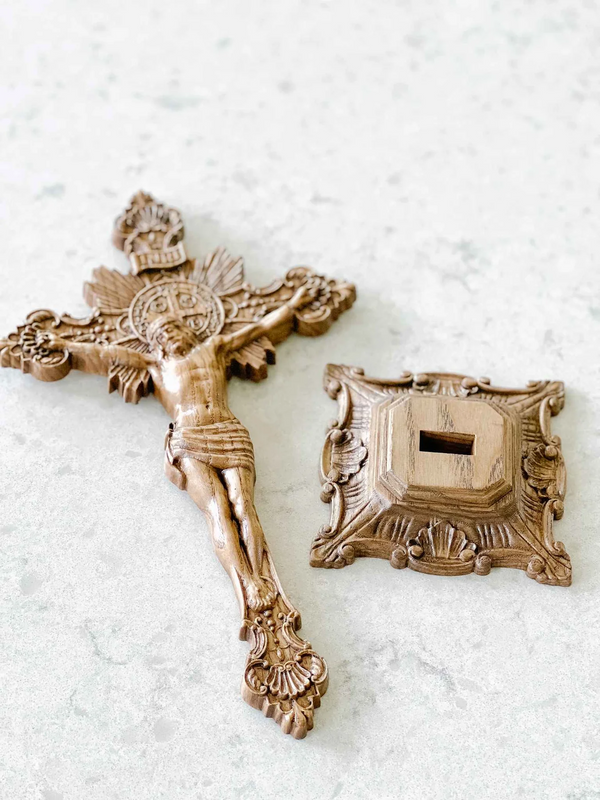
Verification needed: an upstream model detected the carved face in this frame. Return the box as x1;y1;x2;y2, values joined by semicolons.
147;316;198;359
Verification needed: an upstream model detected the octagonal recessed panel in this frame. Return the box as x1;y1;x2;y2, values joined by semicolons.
374;394;514;509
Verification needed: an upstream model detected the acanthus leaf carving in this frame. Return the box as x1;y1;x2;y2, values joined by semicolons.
325;428;368;484
523;441;566;502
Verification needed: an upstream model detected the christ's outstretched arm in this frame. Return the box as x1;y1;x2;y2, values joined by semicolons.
222;283;317;353
37;332;154;370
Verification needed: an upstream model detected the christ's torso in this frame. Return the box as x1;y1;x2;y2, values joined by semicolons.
151;336;234;427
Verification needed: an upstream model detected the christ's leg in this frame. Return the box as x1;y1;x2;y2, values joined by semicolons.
180;458;267;611
221;466;276;609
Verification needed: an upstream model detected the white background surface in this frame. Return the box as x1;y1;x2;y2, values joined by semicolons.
1;2;599;799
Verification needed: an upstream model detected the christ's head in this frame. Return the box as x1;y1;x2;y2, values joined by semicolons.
147;315;198;359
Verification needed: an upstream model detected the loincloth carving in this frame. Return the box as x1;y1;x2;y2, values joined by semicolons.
165;419;255;488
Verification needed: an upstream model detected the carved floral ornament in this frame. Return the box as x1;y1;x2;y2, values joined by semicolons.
313;367;570;586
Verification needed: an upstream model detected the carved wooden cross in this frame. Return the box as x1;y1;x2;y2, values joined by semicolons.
1;191;356;738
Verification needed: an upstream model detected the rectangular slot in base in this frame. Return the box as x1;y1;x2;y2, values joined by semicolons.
419;430;475;456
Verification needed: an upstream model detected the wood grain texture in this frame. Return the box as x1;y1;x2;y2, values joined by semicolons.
312;367;570;586
1;191;356;738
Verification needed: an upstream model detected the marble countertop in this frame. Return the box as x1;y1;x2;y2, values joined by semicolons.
1;2;599;798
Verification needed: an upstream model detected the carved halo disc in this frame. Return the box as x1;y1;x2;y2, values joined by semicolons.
129;279;225;342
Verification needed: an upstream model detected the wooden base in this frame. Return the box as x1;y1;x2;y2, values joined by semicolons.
312;367;570;587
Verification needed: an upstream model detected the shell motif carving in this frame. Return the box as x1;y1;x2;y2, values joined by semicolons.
407;521;477;575
262;654;325;702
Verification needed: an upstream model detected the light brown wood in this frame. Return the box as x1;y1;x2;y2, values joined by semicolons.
381;393;511;506
1;191;356;738
312;367;570;586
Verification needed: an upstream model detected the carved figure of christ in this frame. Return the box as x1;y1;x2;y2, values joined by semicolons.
1;191;356;738
38;284;315;612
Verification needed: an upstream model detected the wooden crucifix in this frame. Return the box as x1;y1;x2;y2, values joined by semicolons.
1;191;355;738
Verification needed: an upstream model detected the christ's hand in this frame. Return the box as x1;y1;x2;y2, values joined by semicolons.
222;281;323;352
36;331;67;351
288;282;320;310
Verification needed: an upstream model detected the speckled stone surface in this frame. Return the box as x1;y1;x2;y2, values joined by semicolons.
1;2;599;799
